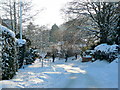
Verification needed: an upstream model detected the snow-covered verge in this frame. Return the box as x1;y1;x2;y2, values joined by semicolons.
0;56;118;88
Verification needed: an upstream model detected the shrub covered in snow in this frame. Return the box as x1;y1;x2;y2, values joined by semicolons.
16;39;26;47
0;25;36;79
0;25;15;38
93;44;119;62
17;44;26;68
24;48;39;65
16;39;26;68
0;25;17;80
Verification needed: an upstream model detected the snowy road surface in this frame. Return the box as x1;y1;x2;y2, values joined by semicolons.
0;56;118;88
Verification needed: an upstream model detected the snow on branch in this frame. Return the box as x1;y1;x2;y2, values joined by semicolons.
0;25;15;38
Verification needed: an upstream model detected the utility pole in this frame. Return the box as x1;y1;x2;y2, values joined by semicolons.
13;0;17;34
20;0;22;39
9;0;14;30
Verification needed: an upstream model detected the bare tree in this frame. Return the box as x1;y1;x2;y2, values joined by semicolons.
62;0;120;44
0;0;42;34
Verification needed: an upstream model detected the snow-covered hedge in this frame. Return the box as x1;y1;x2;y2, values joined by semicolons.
16;39;26;47
16;38;38;68
0;25;17;80
16;39;26;68
0;25;37;79
0;25;15;38
93;44;119;62
94;44;118;53
24;48;39;65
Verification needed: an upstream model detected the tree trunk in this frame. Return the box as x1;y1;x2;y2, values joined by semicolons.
100;28;108;43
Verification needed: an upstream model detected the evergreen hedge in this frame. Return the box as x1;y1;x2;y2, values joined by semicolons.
1;28;17;80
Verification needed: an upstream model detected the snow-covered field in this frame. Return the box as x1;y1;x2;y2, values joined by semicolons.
0;56;118;88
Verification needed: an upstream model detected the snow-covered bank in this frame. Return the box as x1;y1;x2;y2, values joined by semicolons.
0;56;118;88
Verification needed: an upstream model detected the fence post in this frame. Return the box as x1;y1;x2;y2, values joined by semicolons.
41;58;44;67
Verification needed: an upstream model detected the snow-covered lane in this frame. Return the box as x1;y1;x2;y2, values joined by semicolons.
0;57;118;88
